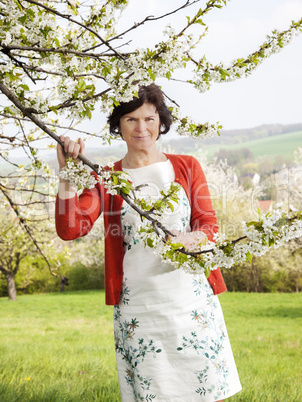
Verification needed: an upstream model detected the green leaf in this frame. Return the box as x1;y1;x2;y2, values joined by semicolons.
19;84;29;91
246;252;253;263
147;68;156;81
77;79;86;91
121;186;130;195
167;201;174;212
196;8;203;18
18;15;27;24
195;19;205;26
49;105;59;115
3;106;13;115
246;221;260;227
66;66;73;77
147;238;154;248
16;1;23;10
166;71;172;80
170;242;185;250
27;8;35;21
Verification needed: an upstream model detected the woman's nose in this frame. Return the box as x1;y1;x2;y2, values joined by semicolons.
136;120;146;132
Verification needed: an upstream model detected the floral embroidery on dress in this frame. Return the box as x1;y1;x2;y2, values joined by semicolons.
192;276;218;307
121;205;141;251
176;276;231;398
116;166;241;400
114;281;162;401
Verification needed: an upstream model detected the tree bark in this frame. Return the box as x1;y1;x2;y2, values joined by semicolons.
5;272;17;301
60;276;69;292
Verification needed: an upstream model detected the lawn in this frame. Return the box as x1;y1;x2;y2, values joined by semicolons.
0;291;301;401
202;130;302;162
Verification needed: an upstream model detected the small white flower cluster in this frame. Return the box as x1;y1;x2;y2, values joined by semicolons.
58;157;132;195
59;159;98;191
91;0;128;39
0;1;58;51
101;25;194;107
104;169;131;196
30;159;52;176
173;109;221;139
137;203;302;275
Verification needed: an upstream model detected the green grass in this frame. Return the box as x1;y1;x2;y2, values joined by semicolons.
0;291;119;402
0;291;301;401
220;292;302;401
203;130;302;161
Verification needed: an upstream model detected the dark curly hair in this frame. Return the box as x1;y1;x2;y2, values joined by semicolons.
108;84;172;137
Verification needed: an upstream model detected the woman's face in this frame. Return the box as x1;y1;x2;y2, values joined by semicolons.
119;102;160;153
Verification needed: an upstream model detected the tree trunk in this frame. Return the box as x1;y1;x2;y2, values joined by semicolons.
5;272;17;301
60;276;69;292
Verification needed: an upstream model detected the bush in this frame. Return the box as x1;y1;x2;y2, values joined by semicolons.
66;262;104;291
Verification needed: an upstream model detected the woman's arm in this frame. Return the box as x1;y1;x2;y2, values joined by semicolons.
55;136;102;240
57;135;84;199
190;157;227;294
190;157;219;242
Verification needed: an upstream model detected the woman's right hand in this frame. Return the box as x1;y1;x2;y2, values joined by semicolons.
57;135;85;170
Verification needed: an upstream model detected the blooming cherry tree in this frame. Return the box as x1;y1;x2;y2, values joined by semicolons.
0;0;302;278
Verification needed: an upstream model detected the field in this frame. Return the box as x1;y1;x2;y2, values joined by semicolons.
0;291;301;401
203;130;302;161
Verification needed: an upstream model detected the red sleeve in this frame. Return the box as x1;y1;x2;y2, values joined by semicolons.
55;180;102;241
190;158;219;242
190;158;227;294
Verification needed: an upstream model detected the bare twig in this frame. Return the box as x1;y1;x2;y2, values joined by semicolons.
0;183;58;277
107;0;202;43
22;0;125;60
2;43;109;60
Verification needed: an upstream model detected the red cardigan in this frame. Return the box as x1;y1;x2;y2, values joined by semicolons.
55;154;227;305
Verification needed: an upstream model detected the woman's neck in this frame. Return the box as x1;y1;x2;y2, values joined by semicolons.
123;148;166;169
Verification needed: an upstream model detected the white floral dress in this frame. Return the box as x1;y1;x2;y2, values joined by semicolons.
114;160;242;402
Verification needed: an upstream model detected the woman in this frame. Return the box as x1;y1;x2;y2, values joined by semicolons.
55;84;242;401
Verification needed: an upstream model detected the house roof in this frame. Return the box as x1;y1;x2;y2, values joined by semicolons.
258;200;273;211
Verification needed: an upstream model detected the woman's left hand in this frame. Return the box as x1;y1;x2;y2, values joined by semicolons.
167;230;208;251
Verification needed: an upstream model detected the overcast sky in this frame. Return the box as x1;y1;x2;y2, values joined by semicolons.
117;0;302;131
7;0;302;159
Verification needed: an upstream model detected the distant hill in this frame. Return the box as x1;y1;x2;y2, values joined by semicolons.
204;123;302;145
2;123;301;171
163;123;302;161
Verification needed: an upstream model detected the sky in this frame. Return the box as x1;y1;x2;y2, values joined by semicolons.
5;0;302;159
117;0;302;131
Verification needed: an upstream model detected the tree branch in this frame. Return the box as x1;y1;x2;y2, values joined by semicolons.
107;0;202;44
0;182;57;277
22;0;125;60
2;44;109;60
